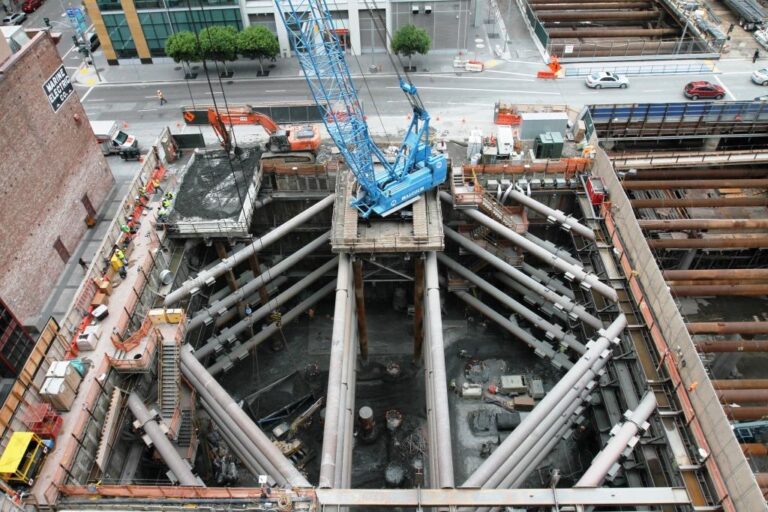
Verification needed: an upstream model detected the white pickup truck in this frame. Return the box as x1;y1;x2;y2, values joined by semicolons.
90;120;138;156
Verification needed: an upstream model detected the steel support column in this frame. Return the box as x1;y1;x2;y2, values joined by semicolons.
413;256;425;360
248;253;270;306
214;241;239;293
352;259;368;360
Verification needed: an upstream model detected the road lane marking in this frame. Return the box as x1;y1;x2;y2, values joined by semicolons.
79;86;95;102
484;70;537;77
714;75;736;100
138;108;158;112
386;86;560;95
87;98;105;102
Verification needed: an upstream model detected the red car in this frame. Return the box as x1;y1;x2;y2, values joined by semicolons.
684;81;725;100
21;0;42;12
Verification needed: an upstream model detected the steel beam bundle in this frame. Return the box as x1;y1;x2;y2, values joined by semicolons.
424;252;455;489
463;315;627;489
626;167;768;180
670;284;768;296
440;195;616;302
196;258;339;359
181;347;310;487
697;339;768;352
164;194;335;306
712;379;768;389
663;269;768;280
717;389;768;403
548;28;675;38
631;197;768;209
206;280;338;376
187;232;331;330
127;393;203;487
443;227;603;328
576;392;657;487
722;406;768;421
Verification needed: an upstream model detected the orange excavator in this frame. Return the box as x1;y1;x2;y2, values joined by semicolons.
201;105;321;154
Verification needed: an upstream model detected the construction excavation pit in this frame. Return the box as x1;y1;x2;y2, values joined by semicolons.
18;101;767;512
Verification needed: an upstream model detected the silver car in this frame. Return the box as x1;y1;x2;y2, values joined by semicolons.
2;13;26;25
752;68;768;86
585;71;629;89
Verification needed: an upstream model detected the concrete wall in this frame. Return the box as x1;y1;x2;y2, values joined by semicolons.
591;149;767;511
0;32;114;325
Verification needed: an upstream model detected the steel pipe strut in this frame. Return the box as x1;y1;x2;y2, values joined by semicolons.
440;194;616;301
207;280;337;376
623;179;768;190
425;252;456;489
537;10;658;20
626;168;768;180
463;314;626;488
319;255;352;488
165;194;334;306
443;227;603;328
197;257;339;359
576;392;657;487
718;389;768;403
697;339;768;353
548;27;674;37
181;348;310;487
687;322;768;335
649;237;768;249
671;284;768;296
631;197;768;209
723;406;768;421
712;379;768;390
188;232;331;330
505;189;595;241
640;219;768;231
454;291;573;369
127;393;203;487
439;254;584;354
663;269;768;280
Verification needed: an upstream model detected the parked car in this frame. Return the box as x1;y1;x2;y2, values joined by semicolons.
85;31;100;50
585;71;629;89
2;12;27;25
683;81;725;100
21;0;42;13
752;68;768;86
755;95;768;101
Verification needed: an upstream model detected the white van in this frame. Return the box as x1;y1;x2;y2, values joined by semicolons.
90;120;138;155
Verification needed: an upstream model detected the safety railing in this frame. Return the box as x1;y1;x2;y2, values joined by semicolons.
565;63;711;77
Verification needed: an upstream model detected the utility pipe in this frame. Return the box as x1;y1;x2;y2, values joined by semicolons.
631;197;768;209
722;406;768;421
697;339;768;353
505;189;595;241
127;393;202;487
454;291;573;369
640;219;768;231
207;280;337;376
663;269;768;280
489;333;614;491
441;196;616;301
319;255;351;488
463;315;626;488
712;379;768;390
687;322;768;335
649;238;768;250
425;252;455;489
188;232;331;330
165;194;334;306
438;254;584;353
670;284;768;296
623;179;768;190
576;392;657;487
197;257;339;359
717;389;768;403
180;348;310;487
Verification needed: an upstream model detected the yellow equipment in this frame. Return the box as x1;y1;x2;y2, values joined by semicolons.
0;432;48;486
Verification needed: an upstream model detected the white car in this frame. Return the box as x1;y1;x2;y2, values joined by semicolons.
585;71;629;89
2;12;26;25
752;68;768;86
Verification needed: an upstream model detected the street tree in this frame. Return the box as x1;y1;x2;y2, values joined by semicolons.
199;26;238;76
165;31;200;77
391;25;430;70
236;26;279;75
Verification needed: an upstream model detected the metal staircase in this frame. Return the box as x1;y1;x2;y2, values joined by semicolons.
158;340;180;420
177;409;193;448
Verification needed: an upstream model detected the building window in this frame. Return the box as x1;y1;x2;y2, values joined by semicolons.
103;13;138;58
96;0;122;11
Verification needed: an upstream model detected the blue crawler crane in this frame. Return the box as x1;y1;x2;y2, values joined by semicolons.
275;0;447;218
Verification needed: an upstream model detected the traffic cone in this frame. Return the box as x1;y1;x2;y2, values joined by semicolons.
123;122;129;128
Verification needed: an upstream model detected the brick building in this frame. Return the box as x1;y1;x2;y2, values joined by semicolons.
0;31;114;326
